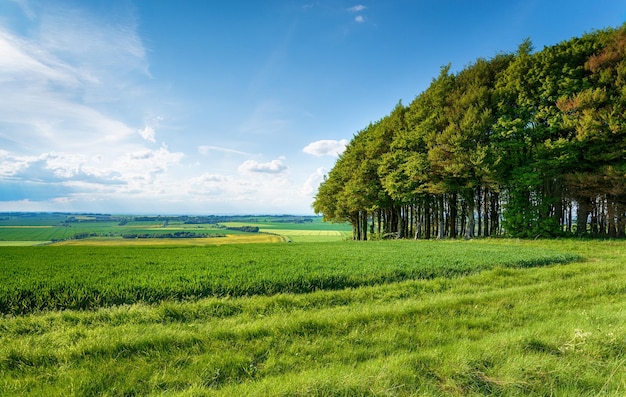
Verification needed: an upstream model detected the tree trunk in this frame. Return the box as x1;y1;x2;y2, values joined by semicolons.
466;193;475;239
449;193;458;239
438;195;445;240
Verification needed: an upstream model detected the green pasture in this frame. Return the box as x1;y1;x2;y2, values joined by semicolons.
263;229;352;242
0;240;578;315
220;220;352;242
0;213;63;226
0;222;122;242
0;239;624;396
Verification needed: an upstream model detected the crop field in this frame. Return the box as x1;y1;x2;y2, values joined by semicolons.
0;214;349;244
0;241;44;247
0;240;578;315
52;233;284;246
0;237;624;396
257;229;351;243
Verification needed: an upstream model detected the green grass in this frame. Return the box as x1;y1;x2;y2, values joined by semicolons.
0;222;120;241
0;240;577;315
0;240;624;396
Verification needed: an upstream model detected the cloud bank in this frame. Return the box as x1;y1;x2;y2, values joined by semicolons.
0;1;342;214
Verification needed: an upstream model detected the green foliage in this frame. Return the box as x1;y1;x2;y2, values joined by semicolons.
315;25;626;239
0;241;578;315
225;225;259;233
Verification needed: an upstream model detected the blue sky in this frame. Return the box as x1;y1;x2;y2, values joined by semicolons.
0;0;624;214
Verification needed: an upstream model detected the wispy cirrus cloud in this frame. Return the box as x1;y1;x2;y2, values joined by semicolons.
0;1;167;208
198;145;250;156
347;5;367;13
347;4;367;23
10;0;36;20
0;1;150;157
0;1;335;214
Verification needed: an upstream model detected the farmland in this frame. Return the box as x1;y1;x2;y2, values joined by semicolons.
0;235;625;395
0;213;351;245
0;240;578;315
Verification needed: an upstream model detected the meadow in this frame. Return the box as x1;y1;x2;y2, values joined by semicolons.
0;241;577;315
0;237;624;396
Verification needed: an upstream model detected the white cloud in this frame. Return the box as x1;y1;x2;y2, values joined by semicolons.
138;116;163;142
0;2;150;158
198;145;250;156
347;5;367;24
301;167;326;196
0;29;80;86
0;2;324;215
120;145;184;174
238;158;288;174
138;126;156;142
0;151;123;186
303;139;348;157
348;5;367;12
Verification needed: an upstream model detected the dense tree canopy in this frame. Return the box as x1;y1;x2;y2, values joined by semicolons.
314;25;626;239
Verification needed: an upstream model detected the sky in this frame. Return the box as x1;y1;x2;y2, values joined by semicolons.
0;0;625;215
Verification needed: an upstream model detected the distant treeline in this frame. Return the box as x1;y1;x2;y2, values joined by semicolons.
314;25;626;239
0;213;320;225
225;226;260;233
122;231;220;239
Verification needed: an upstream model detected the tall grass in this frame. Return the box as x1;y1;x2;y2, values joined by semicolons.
0;240;578;315
0;240;623;396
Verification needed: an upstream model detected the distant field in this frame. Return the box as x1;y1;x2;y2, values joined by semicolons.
0;241;46;246
0;222;121;242
52;234;284;246
263;229;352;242
0;226;54;228
265;229;345;235
0;213;350;244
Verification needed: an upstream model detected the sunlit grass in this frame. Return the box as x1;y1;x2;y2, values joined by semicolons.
0;241;48;246
0;240;577;315
0;240;624;395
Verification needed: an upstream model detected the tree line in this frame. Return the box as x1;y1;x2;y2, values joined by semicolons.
314;26;626;240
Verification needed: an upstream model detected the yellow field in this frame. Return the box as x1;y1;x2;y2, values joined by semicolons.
51;234;284;246
260;229;346;236
0;241;49;246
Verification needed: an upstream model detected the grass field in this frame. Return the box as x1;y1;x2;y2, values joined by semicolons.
217;220;353;242
52;233;284;246
0;214;350;244
1;239;624;395
0;240;577;315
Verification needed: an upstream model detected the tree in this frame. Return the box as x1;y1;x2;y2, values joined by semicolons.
315;25;626;240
